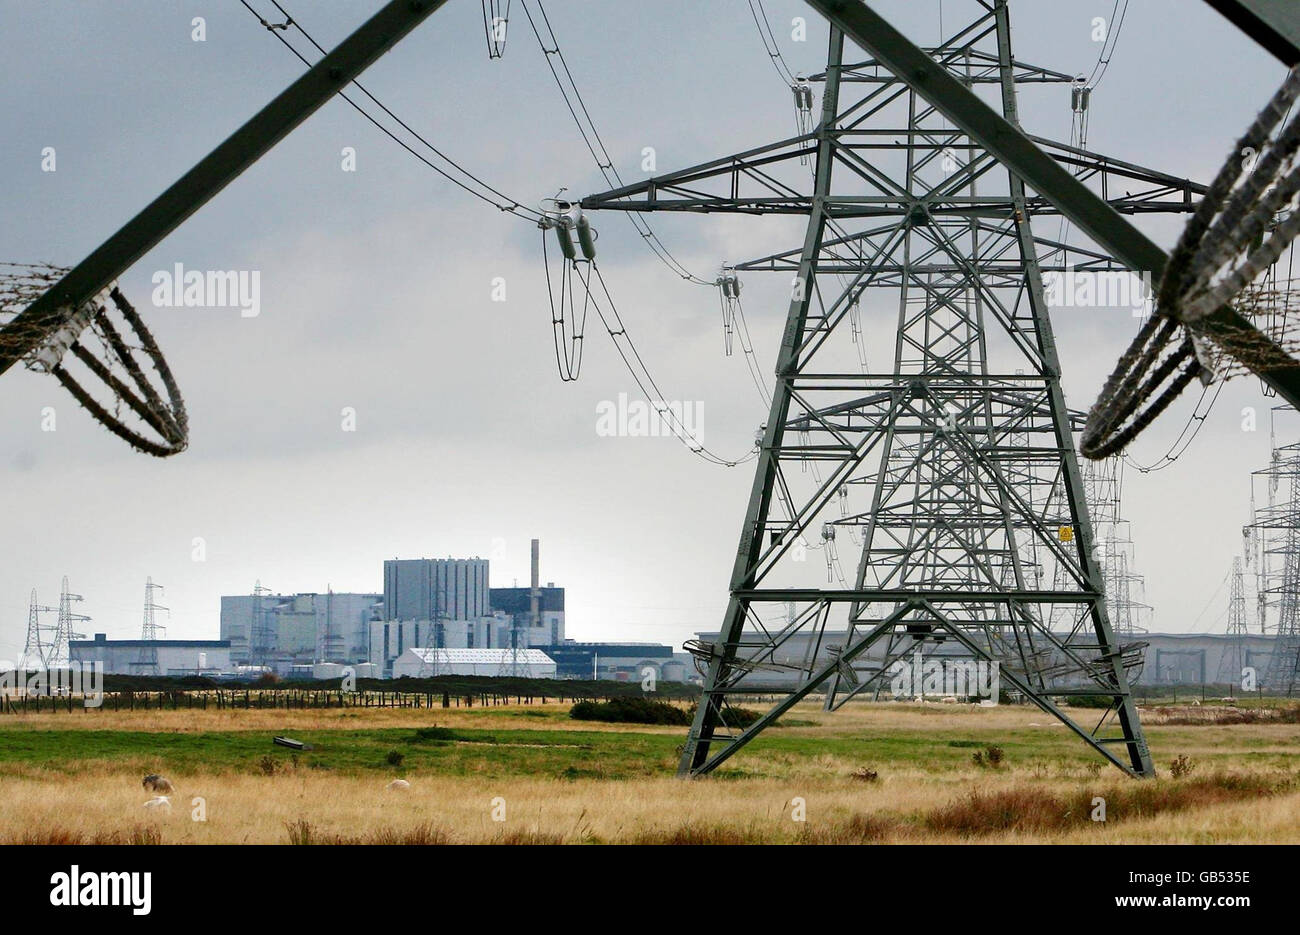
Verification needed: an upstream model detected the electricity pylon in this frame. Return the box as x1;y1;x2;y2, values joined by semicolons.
250;580;274;670
582;1;1203;776
1249;444;1300;695
498;538;542;677
1217;557;1249;693
20;589;56;670
135;577;168;676
50;576;89;668
1082;457;1150;641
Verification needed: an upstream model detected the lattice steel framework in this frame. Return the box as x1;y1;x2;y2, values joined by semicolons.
579;0;1219;777
1081;457;1151;642
249;581;274;670
20;589;56;671
50;576;89;669
1248;442;1300;694
1217;557;1250;690
134;577;168;676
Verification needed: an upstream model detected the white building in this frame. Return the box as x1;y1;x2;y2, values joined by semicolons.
370;614;533;675
390;647;556;679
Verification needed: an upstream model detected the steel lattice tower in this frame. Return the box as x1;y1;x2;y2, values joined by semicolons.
1249;444;1300;695
581;1;1210;776
20;589;56;670
50;576;89;668
1081;457;1150;642
250;580;274;670
135;577;168;676
1217;557;1249;692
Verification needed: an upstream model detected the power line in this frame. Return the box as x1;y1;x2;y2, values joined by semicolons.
240;0;542;223
747;0;797;86
519;0;712;285
1082;0;1130;91
1121;378;1225;473
577;261;758;468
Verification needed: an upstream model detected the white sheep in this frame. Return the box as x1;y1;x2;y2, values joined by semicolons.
386;779;411;792
142;774;174;794
142;795;171;812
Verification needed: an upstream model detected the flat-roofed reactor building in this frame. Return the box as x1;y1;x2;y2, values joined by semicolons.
220;591;383;672
384;558;489;621
370;558;495;674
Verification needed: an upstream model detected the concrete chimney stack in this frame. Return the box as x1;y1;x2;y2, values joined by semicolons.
529;538;541;636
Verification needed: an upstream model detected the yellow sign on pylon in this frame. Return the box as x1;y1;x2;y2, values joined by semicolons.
1058;526;1075;543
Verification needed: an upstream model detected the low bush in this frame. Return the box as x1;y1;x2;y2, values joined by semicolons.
569;697;691;725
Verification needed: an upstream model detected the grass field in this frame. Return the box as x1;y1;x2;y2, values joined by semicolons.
1;700;1297;844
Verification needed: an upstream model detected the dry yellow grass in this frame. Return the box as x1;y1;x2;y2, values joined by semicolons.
1;766;1292;844
1;700;1296;843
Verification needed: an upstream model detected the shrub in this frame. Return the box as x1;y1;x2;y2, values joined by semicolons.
850;767;879;783
385;750;405;767
569;697;691;725
925;773;1286;837
1170;755;1195;779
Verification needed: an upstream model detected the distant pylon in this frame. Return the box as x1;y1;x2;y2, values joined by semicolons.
1249;444;1300;695
50;576;89;668
1217;558;1249;693
416;619;448;677
20;589;56;670
135;577;168;676
249;580;273;669
497;538;541;678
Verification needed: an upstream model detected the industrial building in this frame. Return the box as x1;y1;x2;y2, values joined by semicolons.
220;591;382;674
384;557;489;621
368;615;512;674
692;629;1285;692
91;540;703;683
70;633;231;677
490;585;565;646
390;647;556;679
367;543;571;676
538;640;688;682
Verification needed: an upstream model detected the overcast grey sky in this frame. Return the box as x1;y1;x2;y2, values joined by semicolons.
0;0;1290;658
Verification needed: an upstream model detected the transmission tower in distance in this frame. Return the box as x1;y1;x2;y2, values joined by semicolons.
581;0;1207;776
134;577;168;676
19;589;57;670
50;576;89;668
498;538;541;678
1081;457;1151;641
1217;557;1250;694
249;581;274;671
1247;443;1300;695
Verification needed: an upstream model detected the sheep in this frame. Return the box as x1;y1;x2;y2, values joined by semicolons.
142;774;174;795
386;779;411;792
142;796;171;812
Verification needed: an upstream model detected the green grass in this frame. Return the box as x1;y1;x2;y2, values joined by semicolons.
0;727;681;781
2;717;1296;781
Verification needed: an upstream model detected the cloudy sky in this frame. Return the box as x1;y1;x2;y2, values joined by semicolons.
0;0;1291;658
